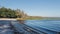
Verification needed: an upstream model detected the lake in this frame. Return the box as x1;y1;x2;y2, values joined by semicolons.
0;20;60;34
24;20;60;34
0;20;14;34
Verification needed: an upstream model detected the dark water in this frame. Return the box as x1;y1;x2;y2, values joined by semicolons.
0;20;60;34
25;20;60;34
0;20;14;34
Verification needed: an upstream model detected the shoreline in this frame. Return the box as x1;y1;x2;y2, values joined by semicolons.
0;18;25;24
0;18;16;20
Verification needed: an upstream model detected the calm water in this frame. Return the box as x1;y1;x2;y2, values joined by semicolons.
0;20;60;34
25;20;60;34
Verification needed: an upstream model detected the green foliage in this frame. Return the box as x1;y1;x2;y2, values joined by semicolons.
0;7;22;18
25;16;43;20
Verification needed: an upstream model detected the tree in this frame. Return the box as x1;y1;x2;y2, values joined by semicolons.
0;7;28;18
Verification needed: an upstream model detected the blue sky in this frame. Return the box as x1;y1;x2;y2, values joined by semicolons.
0;0;60;17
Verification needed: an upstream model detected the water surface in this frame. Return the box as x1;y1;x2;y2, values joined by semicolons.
25;20;60;34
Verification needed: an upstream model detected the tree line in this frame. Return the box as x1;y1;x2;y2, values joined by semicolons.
0;7;27;18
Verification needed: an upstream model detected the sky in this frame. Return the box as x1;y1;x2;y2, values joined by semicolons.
0;0;60;17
